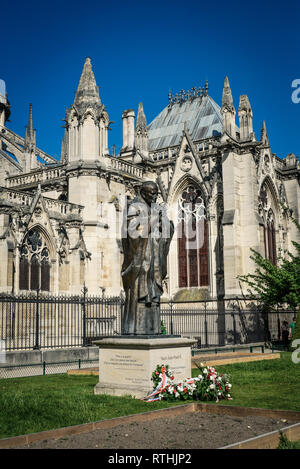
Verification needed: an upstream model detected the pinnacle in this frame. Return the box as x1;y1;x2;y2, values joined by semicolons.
74;57;101;106
136;102;147;132
260;120;269;145
25;103;34;143
28;103;33;138
224;76;230;88
222;76;234;110
137;102;146;123
238;94;252;111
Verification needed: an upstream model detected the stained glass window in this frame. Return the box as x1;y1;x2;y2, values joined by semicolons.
259;182;277;265
177;186;209;287
19;229;51;291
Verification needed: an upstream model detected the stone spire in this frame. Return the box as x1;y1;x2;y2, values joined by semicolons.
238;95;253;141
73;57;102;111
65;57;109;162
27;103;34;139
135;102;148;154
25;103;36;149
221;76;236;139
23;103;37;171
260;120;269;146
222;76;235;112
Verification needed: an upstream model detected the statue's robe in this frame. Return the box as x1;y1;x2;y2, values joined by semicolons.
121;196;174;335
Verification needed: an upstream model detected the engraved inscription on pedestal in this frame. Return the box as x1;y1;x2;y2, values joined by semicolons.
94;337;196;398
101;349;149;386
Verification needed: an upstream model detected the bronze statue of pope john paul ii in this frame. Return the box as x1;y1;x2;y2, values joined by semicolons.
121;181;174;335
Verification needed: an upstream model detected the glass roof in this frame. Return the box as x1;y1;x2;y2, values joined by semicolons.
148;95;225;151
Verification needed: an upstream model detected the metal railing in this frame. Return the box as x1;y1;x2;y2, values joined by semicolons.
0;293;296;351
0;289;123;351
160;298;297;349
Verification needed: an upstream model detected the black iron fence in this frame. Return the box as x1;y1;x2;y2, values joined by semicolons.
160;298;297;349
0;293;297;351
0;290;122;351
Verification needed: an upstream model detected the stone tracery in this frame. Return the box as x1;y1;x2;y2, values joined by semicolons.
258;181;277;265
177;185;209;288
19;228;50;291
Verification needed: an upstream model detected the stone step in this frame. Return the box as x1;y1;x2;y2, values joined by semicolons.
68;368;98;376
192;352;281;367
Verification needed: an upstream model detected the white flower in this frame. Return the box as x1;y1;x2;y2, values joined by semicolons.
209;384;216;390
203;368;208;374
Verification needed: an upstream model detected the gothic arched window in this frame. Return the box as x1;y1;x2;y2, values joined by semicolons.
266;210;276;265
259;182;277;265
177;186;209;287
19;229;51;291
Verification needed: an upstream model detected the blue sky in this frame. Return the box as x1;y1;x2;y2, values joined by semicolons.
1;0;300;160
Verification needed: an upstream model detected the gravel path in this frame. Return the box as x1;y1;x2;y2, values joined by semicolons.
16;413;291;449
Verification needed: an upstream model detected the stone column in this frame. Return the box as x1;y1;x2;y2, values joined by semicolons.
122;111;128;149
104;124;108;154
126;110;135;150
78;123;82;157
13;245;20;294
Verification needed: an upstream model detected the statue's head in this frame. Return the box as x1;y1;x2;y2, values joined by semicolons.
140;181;158;206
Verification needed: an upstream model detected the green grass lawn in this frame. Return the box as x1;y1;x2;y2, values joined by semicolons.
0;374;184;439
0;352;299;439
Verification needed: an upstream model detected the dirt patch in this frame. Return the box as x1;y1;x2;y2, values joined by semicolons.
15;413;291;449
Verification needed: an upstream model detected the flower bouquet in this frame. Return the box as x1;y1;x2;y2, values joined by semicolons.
144;363;232;403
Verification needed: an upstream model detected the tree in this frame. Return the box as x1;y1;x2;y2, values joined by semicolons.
239;218;300;345
239;219;300;309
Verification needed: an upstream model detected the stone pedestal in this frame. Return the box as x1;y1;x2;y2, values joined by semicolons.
93;336;196;399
